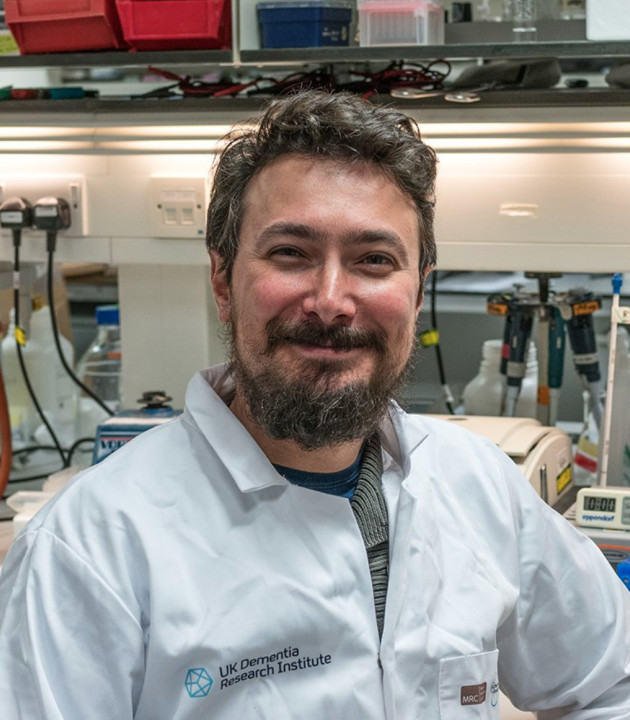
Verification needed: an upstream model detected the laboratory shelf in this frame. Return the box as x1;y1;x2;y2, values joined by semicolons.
240;41;630;65
2;88;630;122
0;41;628;71
0;49;233;69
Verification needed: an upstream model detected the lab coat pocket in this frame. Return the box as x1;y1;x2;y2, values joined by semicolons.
438;649;500;720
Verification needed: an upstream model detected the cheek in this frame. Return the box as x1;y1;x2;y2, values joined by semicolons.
363;285;419;335
234;273;303;331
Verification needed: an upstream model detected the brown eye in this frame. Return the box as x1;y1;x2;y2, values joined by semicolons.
271;247;303;258
362;254;392;266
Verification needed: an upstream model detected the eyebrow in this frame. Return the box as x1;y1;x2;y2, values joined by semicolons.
255;222;320;246
254;222;411;265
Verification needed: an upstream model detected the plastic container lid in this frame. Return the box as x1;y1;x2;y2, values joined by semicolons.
95;304;120;326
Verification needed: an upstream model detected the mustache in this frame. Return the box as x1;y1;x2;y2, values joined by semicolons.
265;318;387;355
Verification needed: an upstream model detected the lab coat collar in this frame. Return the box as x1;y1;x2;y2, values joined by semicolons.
183;366;287;494
379;402;429;478
184;364;429;493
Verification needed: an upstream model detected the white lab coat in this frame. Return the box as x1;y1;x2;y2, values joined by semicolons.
0;364;629;720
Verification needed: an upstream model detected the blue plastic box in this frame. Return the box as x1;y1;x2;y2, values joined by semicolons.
257;2;352;48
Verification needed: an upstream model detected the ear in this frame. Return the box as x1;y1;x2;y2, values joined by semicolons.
416;266;434;317
210;250;231;323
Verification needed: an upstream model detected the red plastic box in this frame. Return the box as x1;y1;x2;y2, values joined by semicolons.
5;0;126;54
115;0;231;50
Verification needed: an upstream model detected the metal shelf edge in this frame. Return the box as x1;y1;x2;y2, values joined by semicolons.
0;41;630;70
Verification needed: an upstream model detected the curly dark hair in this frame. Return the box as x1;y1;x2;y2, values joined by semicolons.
206;90;438;286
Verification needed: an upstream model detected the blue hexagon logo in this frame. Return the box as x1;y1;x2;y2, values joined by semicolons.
185;667;213;697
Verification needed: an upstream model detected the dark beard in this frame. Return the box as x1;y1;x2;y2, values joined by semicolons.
229;317;415;450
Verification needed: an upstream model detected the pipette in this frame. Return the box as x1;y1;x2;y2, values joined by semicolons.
503;296;535;417
564;289;603;429
547;307;566;427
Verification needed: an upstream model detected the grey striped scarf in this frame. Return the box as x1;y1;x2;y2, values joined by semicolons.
351;434;389;639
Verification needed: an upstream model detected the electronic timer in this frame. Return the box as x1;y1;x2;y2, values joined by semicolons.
576;487;630;531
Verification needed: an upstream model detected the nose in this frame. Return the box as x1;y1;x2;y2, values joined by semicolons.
301;262;357;325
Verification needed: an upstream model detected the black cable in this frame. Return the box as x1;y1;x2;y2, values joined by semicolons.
67;436;95;466
12;445;60;457
46;249;114;417
14;345;69;467
430;273;455;414
13;231;21;329
11;242;68;468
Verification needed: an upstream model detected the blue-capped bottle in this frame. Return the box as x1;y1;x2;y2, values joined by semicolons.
76;304;122;423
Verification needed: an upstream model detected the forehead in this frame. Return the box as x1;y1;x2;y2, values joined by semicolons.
240;154;421;248
244;153;407;199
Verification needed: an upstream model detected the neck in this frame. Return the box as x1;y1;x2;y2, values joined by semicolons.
229;393;366;473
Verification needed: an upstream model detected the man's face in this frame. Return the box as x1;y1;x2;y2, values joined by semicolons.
211;154;425;448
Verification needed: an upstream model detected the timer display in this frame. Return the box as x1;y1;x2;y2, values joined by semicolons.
584;496;617;513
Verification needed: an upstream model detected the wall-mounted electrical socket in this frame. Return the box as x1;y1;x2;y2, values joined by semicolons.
0;175;87;238
150;176;207;240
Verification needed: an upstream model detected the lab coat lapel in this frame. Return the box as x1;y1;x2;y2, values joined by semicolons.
381;407;438;648
386;477;442;642
382;461;443;720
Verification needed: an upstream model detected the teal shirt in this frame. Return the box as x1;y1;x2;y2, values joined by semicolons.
273;449;364;499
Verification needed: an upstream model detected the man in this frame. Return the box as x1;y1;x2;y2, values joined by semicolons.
0;90;629;719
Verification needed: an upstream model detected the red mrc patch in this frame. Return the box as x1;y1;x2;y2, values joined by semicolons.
460;682;487;705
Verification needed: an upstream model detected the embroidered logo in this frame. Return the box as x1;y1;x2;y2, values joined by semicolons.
460;682;487;706
185;668;213;697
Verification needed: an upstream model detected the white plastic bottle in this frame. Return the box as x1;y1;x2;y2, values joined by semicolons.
462;338;538;418
77;305;122;409
1;303;77;446
601;328;630;486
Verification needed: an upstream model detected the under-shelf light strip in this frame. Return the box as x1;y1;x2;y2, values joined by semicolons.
1;122;630;152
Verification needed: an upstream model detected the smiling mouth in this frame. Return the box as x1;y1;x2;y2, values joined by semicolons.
294;341;356;351
285;341;364;359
